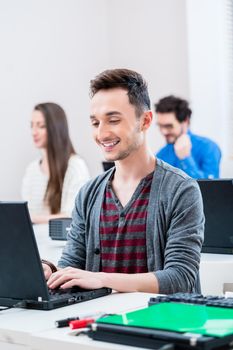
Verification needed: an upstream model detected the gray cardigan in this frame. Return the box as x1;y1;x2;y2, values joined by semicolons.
58;159;204;294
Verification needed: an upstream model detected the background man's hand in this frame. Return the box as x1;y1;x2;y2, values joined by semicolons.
174;133;192;159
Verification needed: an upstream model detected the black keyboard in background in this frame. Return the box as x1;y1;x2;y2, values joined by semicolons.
148;293;233;309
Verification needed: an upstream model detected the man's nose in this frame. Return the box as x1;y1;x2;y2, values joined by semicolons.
160;127;169;136
97;123;111;139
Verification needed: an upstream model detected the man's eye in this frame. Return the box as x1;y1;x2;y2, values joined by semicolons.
91;122;99;127
110;120;120;124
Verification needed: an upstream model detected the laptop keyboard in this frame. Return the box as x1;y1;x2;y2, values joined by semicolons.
149;293;233;308
48;286;87;300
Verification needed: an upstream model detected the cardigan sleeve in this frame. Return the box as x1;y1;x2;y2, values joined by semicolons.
154;178;204;294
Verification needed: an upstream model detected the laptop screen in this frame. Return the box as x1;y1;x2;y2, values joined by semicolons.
197;179;233;254
0;202;49;303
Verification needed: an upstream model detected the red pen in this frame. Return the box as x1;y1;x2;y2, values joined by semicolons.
69;317;96;329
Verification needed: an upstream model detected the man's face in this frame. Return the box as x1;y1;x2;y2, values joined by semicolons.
157;112;188;144
90;88;145;162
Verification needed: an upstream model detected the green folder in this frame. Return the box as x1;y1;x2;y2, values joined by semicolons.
97;302;233;338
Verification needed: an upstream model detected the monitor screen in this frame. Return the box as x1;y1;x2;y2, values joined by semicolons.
197;179;233;254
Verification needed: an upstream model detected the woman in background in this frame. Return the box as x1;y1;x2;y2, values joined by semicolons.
22;102;90;224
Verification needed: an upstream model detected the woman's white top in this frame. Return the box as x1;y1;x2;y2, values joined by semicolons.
21;155;90;216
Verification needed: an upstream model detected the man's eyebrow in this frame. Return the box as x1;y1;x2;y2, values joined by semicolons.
90;111;122;119
105;111;121;116
157;123;173;127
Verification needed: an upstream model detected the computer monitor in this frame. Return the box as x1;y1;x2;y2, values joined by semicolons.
197;179;233;254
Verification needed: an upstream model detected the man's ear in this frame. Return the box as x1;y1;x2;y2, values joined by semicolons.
141;111;153;131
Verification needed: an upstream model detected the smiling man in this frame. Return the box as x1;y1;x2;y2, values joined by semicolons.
43;69;204;294
155;95;221;179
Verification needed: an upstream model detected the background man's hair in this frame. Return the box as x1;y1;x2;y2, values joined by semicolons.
154;95;192;122
90;68;151;117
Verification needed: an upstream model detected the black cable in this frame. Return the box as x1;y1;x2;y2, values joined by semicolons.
0;301;27;312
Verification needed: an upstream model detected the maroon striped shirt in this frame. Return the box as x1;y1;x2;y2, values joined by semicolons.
99;172;153;273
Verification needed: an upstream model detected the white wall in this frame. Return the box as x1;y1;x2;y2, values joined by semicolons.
1;0;231;200
0;0;189;200
186;0;233;177
107;0;189;153
0;0;109;200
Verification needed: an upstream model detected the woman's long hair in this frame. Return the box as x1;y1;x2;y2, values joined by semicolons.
34;102;75;214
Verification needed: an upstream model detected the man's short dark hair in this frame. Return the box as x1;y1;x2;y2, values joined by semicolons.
154;95;192;122
90;68;151;117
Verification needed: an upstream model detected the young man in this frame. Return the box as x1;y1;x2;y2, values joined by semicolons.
155;95;221;179
44;69;204;294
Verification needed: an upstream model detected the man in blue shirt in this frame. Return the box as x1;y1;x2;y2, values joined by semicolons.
154;95;221;179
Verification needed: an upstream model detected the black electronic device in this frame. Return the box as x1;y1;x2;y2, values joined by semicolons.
197;179;233;254
148;292;233;309
0;202;111;310
88;293;233;350
49;218;72;240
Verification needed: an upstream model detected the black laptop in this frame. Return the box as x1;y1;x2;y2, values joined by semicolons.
197;179;233;254
0;202;111;310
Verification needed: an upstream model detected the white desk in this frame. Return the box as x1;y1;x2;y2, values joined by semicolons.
1;224;233;349
0;292;154;350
